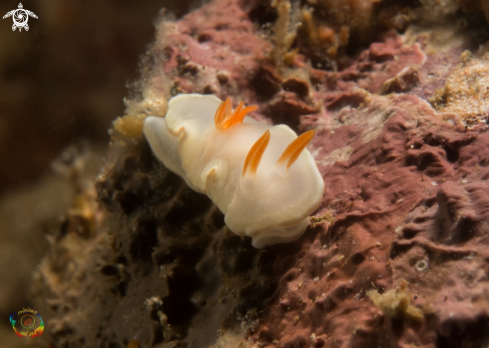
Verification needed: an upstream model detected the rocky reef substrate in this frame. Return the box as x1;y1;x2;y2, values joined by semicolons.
30;0;489;347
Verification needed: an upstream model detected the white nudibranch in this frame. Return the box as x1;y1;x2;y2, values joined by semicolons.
143;94;324;248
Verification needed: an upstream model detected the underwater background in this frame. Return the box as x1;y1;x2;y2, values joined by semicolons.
1;0;489;347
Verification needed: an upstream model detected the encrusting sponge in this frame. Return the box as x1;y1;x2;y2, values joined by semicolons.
143;93;324;248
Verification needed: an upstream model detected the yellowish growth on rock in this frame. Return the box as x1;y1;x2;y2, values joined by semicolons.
430;51;489;125
301;7;317;43
113;114;148;138
310;212;336;228
301;6;351;61
127;340;140;348
367;278;424;322
271;0;301;72
112;18;172;139
302;6;352;59
67;194;96;238
281;65;310;82
283;48;299;66
113;88;168;138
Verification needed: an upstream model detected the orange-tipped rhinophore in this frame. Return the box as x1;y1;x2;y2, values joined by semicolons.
276;129;316;170
214;98;258;130
242;130;271;177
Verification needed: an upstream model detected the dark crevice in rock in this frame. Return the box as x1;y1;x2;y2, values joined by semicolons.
162;265;201;327
129;217;159;269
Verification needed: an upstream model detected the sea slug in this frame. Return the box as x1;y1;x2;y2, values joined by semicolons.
143;94;324;248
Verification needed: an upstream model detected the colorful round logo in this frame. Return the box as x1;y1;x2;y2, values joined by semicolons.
9;307;44;337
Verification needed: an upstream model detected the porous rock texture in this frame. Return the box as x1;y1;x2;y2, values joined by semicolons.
33;0;489;347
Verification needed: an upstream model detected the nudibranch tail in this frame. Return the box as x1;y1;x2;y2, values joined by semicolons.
276;129;317;169
242;130;271;177
214;98;258;130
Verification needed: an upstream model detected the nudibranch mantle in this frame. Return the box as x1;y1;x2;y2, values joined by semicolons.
143;94;324;248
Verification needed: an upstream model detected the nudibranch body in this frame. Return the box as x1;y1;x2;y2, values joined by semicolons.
143;94;324;248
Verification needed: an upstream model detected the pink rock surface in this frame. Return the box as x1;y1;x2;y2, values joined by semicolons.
249;92;489;347
159;0;270;102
